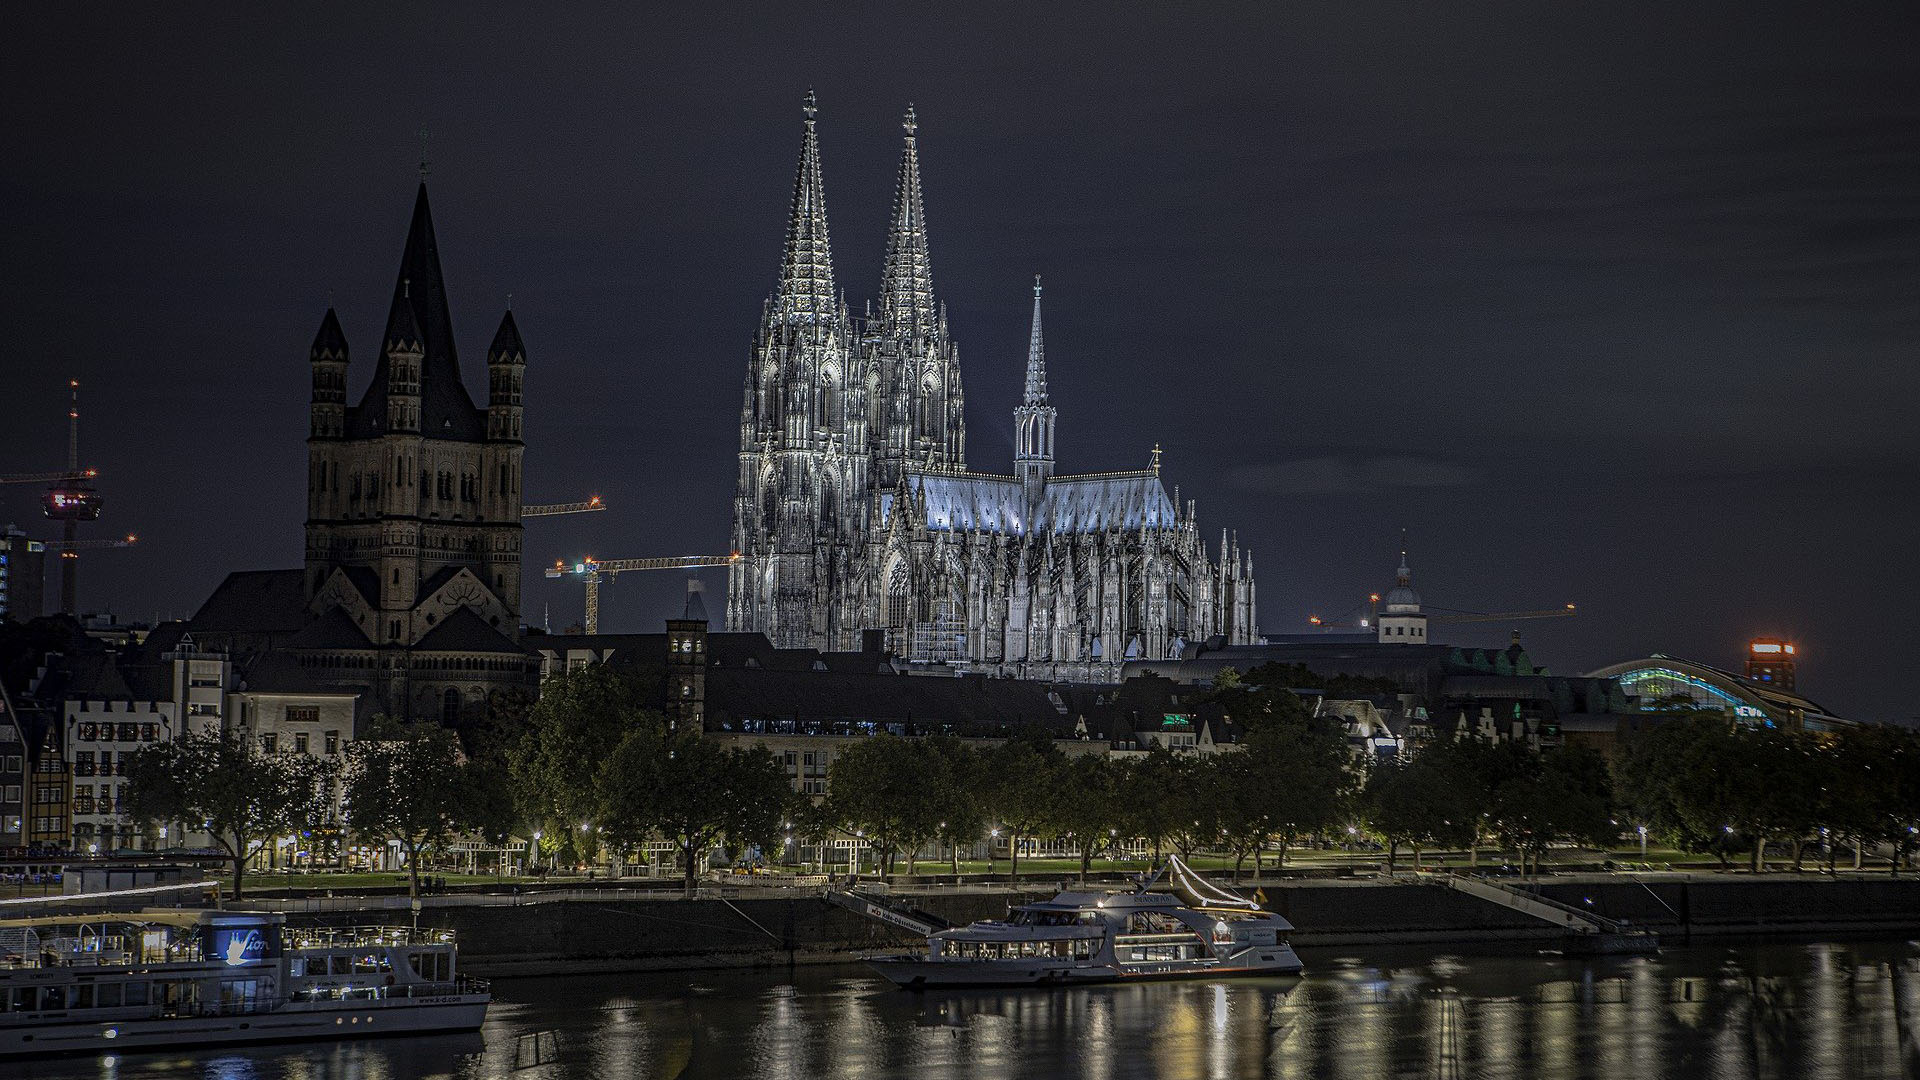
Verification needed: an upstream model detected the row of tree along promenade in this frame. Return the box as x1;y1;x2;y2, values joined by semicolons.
113;664;1920;900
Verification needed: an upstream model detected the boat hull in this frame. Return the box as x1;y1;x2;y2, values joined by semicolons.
0;995;489;1058
871;948;1305;989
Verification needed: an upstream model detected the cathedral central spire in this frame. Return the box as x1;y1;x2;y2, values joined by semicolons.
1022;274;1048;405
878;103;935;334
1014;275;1057;501
772;90;837;326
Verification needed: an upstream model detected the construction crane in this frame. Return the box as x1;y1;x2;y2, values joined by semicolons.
1428;605;1577;625
546;553;739;635
1309;603;1576;630
521;495;606;518
0;468;98;485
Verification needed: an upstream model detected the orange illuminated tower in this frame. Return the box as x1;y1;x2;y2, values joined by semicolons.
1746;638;1796;691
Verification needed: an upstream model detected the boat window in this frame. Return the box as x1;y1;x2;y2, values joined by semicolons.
1124;912;1188;935
96;983;122;1008
123;982;149;1006
408;952;427;976
435;952;451;981
330;955;351;975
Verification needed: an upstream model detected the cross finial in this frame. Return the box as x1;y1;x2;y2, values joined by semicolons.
418;127;431;181
1033;273;1042;298
506;292;513;311
1150;444;1163;474
903;103;917;136
803;88;818;121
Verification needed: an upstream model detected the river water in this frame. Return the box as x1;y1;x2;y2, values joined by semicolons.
20;936;1920;1079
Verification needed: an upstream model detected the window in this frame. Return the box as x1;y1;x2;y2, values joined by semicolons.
261;734;278;754
78;722;98;742
294;733;309;754
141;724;157;742
73;751;95;776
189;703;219;717
286;706;319;725
443;688;461;726
325;731;340;755
118;723;138;742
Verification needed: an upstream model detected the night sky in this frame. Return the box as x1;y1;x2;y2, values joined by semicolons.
3;4;1916;723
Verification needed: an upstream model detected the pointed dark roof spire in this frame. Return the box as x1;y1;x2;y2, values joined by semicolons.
345;183;485;439
489;309;524;363
383;286;424;351
770;90;837;326
1022;275;1048;405
879;103;935;335
310;307;347;360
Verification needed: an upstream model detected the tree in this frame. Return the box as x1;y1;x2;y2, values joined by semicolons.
1120;747;1192;861
509;665;659;856
1049;754;1123;883
826;736;945;875
1486;745;1615;875
600;728;792;897
982;734;1063;877
925;738;988;874
342;720;470;899
1239;723;1355;871
121;729;334;899
1362;753;1475;873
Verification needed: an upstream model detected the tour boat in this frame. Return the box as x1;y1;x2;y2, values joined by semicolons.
0;908;488;1057
869;856;1304;988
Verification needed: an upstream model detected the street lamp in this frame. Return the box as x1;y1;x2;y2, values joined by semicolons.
1637;825;1648;860
989;828;1001;875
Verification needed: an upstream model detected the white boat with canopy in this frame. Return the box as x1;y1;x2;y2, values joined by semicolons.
869;856;1303;989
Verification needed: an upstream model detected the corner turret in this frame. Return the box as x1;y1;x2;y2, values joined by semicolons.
487;309;525;443
308;308;348;439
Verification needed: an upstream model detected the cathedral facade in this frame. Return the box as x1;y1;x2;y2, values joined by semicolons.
726;96;1257;676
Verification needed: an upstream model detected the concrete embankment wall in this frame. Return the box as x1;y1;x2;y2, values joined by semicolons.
279;878;1920;976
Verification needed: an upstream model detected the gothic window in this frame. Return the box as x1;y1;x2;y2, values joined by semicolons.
819;371;838;428
887;566;910;631
443;688;461;726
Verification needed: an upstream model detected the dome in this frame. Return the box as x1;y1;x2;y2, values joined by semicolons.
1384;585;1421;613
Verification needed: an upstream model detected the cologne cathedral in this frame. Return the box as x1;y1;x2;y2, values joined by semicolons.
727;95;1258;676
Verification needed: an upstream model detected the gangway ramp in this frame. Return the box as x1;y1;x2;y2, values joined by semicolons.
825;889;950;937
1441;874;1657;953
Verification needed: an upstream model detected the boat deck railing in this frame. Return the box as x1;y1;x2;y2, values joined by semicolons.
285;925;456;950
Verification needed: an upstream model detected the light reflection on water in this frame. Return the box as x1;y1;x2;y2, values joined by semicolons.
23;937;1920;1080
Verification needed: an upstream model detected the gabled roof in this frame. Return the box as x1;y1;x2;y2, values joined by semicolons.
59;653;133;701
414;606;526;655
890;470;1177;535
189;570;309;634
236;652;359;697
284;607;374;650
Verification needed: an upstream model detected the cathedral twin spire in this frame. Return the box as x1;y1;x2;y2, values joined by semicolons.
879;104;936;337
772;90;837;327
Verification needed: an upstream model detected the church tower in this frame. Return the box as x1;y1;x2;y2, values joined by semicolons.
1376;542;1427;643
302;181;524;649
867;104;964;489
1012;276;1056;509
729;92;865;647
